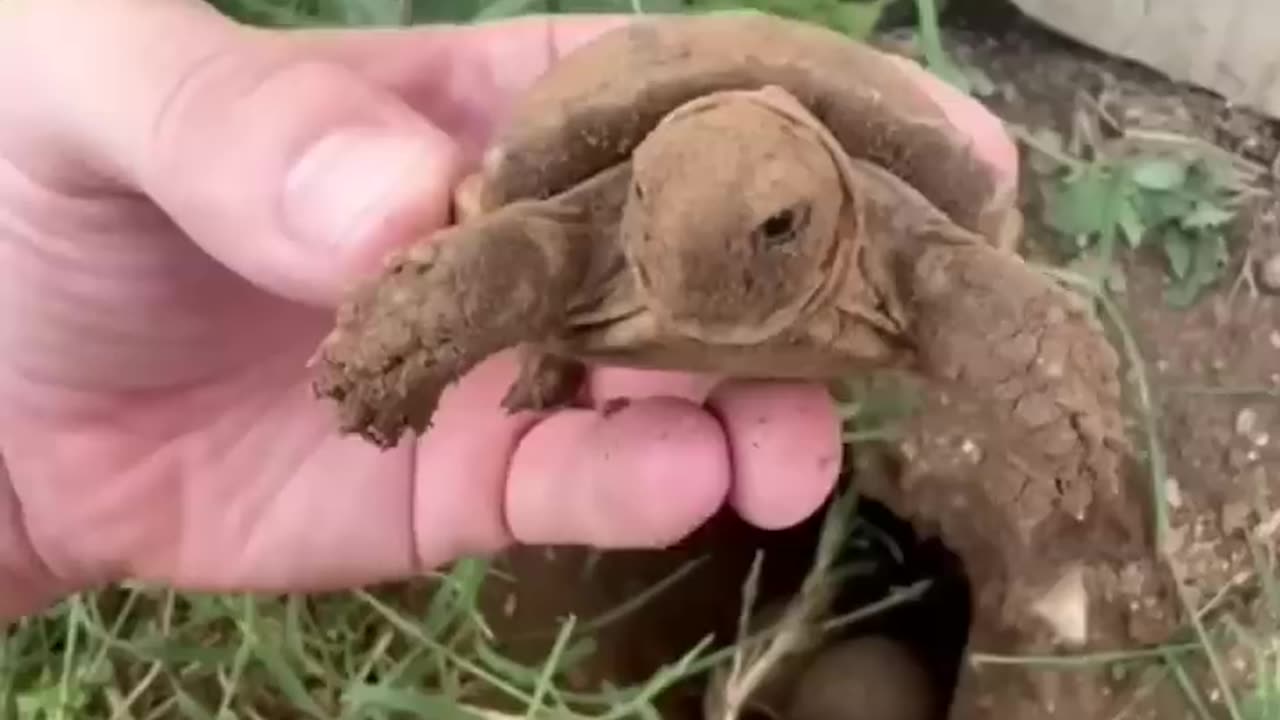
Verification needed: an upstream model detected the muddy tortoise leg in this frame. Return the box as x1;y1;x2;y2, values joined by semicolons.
310;201;598;449
888;238;1152;647
900;240;1131;522
453;170;594;416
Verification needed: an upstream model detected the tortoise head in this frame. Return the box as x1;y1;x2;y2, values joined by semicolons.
619;88;845;344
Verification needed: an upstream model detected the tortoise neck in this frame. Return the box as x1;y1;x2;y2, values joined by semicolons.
840;156;985;333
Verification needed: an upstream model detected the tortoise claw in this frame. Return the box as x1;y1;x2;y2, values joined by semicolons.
500;349;588;414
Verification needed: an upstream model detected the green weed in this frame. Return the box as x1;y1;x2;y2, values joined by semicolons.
1019;125;1252;308
204;0;893;36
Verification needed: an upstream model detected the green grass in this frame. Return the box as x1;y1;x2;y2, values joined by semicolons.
0;559;726;719
0;488;901;719
204;0;891;35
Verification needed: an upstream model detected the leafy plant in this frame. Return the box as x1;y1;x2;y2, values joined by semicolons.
1040;151;1240;307
204;0;897;35
686;0;891;39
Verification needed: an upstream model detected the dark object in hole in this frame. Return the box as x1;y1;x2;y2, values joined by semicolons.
822;496;973;717
687;452;974;720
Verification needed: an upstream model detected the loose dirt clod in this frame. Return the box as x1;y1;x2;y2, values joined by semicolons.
310;13;1149;718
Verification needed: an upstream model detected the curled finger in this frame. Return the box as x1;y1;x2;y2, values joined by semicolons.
708;380;841;530
504;397;730;548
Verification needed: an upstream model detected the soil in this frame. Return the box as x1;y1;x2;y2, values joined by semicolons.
351;9;1280;720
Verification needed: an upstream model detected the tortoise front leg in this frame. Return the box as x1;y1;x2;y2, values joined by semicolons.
310;201;595;450
899;238;1132;523
887;238;1157;647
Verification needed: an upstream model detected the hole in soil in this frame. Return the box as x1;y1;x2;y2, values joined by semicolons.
822;496;974;717
683;470;975;719
479;464;974;719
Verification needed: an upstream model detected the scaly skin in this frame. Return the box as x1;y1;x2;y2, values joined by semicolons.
309;165;630;448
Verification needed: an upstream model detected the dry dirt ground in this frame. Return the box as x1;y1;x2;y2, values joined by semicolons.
436;12;1280;720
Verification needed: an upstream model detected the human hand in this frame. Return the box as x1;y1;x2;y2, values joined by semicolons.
0;0;1017;621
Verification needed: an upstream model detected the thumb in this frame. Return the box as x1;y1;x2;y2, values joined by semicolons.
5;0;463;306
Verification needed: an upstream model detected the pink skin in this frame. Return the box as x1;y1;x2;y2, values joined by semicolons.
0;1;1018;621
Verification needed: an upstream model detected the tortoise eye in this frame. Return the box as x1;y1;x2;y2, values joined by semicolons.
756;204;810;248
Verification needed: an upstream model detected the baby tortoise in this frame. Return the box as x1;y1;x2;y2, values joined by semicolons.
312;14;1126;532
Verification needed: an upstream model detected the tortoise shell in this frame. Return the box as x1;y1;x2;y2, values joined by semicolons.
476;13;1014;245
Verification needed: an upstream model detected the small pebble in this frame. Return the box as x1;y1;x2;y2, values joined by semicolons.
1270;330;1280;350
1236;407;1259;437
1165;476;1184;509
1260;253;1280;293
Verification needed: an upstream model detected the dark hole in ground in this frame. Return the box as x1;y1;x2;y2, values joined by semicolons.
679;458;975;719
823;496;973;717
480;454;973;719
